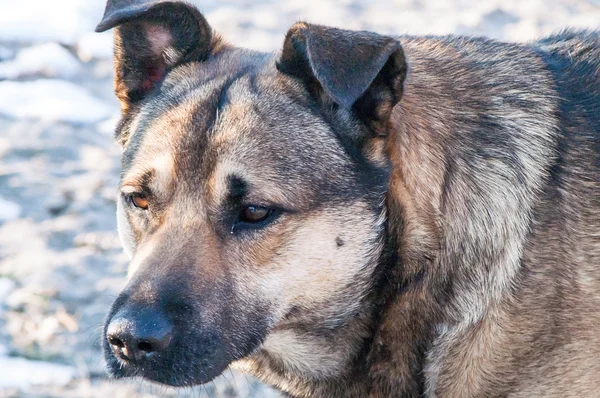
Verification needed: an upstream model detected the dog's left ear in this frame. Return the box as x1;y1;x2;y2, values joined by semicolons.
96;0;215;113
277;23;407;136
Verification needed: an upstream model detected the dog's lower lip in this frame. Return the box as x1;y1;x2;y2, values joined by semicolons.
105;350;230;387
135;371;216;387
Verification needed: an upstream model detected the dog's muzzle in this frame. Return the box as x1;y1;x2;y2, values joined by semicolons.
106;307;173;365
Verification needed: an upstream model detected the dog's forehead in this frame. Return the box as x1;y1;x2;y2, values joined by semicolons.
121;49;353;204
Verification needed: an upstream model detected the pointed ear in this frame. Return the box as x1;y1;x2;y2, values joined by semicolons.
96;0;214;112
277;23;407;136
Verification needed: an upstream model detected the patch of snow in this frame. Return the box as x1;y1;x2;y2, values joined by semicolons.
0;43;81;79
0;356;76;388
95;117;119;136
0;46;14;61
0;196;21;222
0;79;115;124
0;0;105;45
0;278;16;303
76;31;114;62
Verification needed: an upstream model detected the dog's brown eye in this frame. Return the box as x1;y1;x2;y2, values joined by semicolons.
240;206;271;223
127;194;149;210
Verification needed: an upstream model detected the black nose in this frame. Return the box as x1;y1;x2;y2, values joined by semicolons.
106;309;173;364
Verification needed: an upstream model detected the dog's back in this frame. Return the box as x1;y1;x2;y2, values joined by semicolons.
517;31;600;396
388;31;600;396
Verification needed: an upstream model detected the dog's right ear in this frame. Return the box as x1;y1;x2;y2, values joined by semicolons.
277;23;407;137
96;0;214;112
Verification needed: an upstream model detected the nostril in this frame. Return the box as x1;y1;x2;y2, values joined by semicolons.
137;341;153;353
108;336;124;348
106;310;173;363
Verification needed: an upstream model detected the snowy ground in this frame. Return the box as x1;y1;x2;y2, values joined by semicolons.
0;0;598;397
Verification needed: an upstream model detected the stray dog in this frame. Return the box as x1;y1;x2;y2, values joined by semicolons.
96;0;600;396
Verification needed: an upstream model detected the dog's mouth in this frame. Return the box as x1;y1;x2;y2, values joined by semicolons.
103;329;238;387
102;300;272;388
105;359;228;387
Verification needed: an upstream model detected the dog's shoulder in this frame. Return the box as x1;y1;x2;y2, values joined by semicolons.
399;34;544;68
399;31;600;91
534;29;600;62
387;30;600;398
397;33;559;110
532;30;600;138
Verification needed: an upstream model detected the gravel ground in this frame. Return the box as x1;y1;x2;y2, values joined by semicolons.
0;0;598;397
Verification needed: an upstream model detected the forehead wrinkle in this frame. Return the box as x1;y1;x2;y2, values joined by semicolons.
172;81;231;185
203;80;262;207
209;76;261;148
132;72;229;147
207;154;299;211
204;75;357;211
159;77;256;215
171;65;262;141
189;73;264;206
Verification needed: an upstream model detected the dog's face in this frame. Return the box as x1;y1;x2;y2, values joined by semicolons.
98;0;406;387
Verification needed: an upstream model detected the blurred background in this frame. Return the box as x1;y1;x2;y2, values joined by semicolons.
0;0;598;397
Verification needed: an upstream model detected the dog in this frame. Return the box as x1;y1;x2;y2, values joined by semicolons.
95;0;600;397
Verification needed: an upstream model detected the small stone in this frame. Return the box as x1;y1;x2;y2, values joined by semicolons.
45;192;73;216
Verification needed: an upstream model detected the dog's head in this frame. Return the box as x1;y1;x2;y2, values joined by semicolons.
97;0;406;387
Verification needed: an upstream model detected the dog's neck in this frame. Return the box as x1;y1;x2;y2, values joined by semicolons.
355;80;453;396
327;59;473;396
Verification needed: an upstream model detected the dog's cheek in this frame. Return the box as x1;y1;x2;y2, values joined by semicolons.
282;205;381;307
230;204;384;378
238;203;384;322
117;197;136;259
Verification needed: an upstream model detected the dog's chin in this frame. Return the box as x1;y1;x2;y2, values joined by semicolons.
103;343;232;387
105;356;230;387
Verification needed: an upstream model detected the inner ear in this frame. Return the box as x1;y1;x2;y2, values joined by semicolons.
277;23;407;136
97;1;214;112
353;53;407;135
